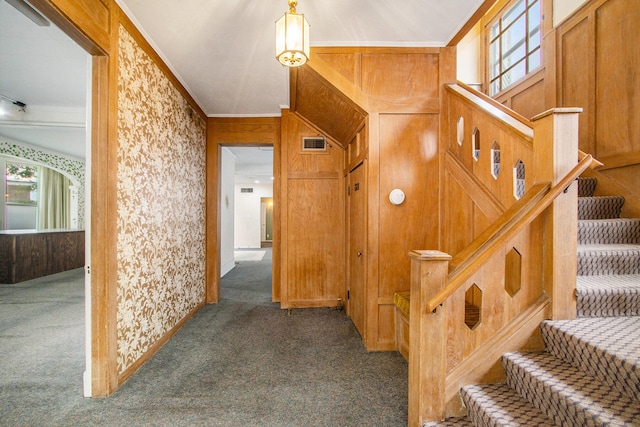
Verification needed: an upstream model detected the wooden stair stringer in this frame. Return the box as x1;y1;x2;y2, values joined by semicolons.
443;295;550;417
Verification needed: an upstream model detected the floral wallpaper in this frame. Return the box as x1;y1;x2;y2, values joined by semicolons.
0;141;86;228
116;25;206;374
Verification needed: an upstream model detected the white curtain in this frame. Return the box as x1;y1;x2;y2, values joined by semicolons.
38;167;71;229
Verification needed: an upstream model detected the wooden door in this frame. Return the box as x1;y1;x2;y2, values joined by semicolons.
347;162;366;338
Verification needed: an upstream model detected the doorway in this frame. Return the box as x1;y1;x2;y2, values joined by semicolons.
260;197;273;247
0;0;92;395
219;145;274;299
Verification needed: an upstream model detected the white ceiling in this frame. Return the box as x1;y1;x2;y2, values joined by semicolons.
117;0;484;117
0;0;485;171
0;0;87;160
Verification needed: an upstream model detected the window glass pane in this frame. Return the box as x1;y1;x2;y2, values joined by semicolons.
528;48;541;72
502;40;526;69
503;0;525;28
490;21;501;40
490;79;501;96
490;40;501;79
528;1;541;51
486;0;542;95
502;15;526;67
5;163;38;205
501;60;526;88
528;27;540;51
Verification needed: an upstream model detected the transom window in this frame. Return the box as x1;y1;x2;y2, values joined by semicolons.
488;0;541;96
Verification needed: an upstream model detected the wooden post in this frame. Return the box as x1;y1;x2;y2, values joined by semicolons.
408;250;452;426
531;108;581;320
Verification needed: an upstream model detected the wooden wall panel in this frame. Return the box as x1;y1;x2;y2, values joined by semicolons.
559;16;592;154
0;231;85;284
313;52;360;87
556;0;640;202
510;79;546;121
444;172;475;256
594;0;640;157
280;112;345;308
301;47;456;350
362;53;439;100
286;178;344;303
377;113;440;343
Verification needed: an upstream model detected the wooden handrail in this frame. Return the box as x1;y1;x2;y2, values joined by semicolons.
456;81;533;128
426;154;594;313
579;149;603;169
447;84;533;141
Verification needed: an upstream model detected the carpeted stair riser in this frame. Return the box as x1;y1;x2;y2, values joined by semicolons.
577;177;597;197
578;218;640;244
460;384;554;427
577;244;640;276
540;318;640;401
576;274;640;317
503;352;640;426
578;196;625;220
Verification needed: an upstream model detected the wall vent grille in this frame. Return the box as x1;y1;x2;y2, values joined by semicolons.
302;137;326;151
240;188;254;193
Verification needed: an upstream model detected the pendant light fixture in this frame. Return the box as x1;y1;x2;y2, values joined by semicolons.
275;0;310;67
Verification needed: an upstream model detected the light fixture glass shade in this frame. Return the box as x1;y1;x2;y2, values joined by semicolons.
275;2;309;67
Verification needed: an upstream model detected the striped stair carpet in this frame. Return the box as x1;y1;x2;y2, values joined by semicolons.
425;176;640;426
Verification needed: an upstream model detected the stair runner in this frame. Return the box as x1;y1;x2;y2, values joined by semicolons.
424;177;640;427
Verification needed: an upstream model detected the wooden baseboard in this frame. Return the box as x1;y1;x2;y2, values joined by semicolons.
117;300;206;385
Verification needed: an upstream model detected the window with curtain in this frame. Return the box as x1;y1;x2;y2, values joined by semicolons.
487;0;541;96
38;167;71;229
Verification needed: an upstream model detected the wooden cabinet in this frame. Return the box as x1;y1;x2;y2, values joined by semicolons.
0;230;85;284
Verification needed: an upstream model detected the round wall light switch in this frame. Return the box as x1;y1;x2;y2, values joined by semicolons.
389;189;405;205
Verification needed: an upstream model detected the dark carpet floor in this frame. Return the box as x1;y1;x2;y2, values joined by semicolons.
0;249;408;426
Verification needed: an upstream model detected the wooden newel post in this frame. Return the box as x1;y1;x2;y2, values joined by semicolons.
531;108;581;320
408;250;452;426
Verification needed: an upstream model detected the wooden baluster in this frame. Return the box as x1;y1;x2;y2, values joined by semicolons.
408;250;452;426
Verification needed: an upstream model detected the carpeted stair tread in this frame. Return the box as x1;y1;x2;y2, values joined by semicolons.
422;417;474;427
577;243;640;276
460;383;555;427
502;352;640;427
578;196;625;220
577;177;597;197
576;274;640;317
578;218;640;245
540;317;640;400
503;352;640;427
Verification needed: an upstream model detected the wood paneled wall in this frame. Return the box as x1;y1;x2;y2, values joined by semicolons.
557;0;640;199
0;231;85;284
309;47;457;350
279;111;345;308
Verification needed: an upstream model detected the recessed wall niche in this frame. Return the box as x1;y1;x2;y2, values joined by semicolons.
472;127;480;161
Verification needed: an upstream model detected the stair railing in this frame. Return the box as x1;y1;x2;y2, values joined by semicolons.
426;154;593;313
408;83;589;426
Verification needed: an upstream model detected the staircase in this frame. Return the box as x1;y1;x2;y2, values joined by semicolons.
424;177;640;427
